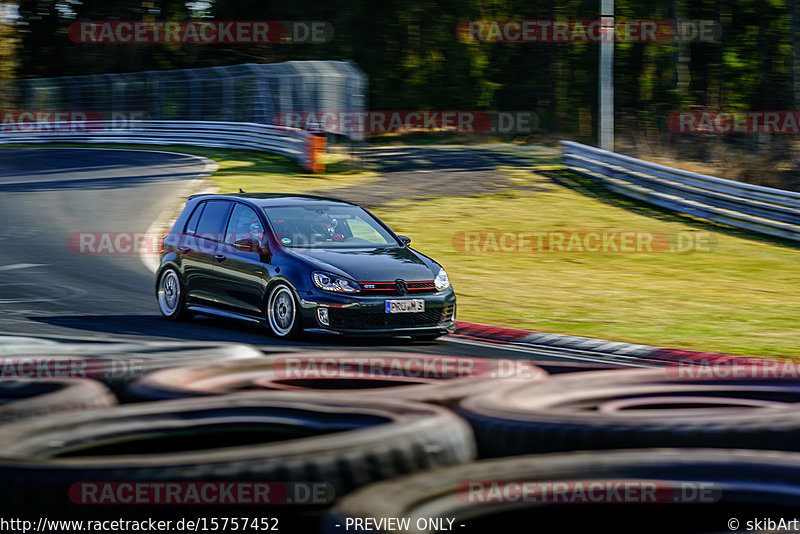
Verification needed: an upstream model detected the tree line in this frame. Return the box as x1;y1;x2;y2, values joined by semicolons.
2;0;797;140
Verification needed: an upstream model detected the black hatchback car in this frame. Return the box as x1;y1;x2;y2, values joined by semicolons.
155;193;456;340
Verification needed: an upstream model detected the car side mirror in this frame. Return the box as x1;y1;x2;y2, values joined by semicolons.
398;235;411;246
234;237;256;252
234;237;269;255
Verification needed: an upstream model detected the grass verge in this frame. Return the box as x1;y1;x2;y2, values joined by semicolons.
373;167;800;358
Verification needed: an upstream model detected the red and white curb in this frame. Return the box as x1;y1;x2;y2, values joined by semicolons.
451;321;780;366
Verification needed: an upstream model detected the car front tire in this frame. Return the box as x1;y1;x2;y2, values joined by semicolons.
266;282;301;340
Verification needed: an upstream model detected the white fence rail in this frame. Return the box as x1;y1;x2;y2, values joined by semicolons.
561;141;800;243
0;120;314;168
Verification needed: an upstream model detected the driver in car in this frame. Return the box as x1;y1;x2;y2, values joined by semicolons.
310;215;343;242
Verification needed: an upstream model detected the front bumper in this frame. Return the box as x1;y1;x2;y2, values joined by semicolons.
298;287;457;336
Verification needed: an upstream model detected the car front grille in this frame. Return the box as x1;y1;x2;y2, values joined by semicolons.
329;303;453;330
357;280;437;296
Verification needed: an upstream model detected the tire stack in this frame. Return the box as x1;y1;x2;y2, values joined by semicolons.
326;364;800;532
0;335;797;532
0;338;542;530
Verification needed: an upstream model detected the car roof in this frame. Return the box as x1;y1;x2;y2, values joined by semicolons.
187;192;358;208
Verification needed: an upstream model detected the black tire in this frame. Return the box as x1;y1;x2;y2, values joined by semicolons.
0;341;264;396
458;367;800;457
323;449;800;534
0;393;475;517
265;282;301;340
0;379;116;423
155;266;190;320
125;351;548;406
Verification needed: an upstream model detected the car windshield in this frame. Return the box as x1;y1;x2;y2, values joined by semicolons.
263;205;398;248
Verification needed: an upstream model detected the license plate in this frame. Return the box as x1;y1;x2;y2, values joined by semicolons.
385;299;425;313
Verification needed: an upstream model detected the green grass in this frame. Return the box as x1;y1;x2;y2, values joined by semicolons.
369;166;800;359
205;149;378;194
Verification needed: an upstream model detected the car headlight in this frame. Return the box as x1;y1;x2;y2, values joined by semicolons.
312;271;361;293
434;268;450;291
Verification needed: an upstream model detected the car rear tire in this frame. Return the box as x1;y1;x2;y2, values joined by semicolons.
156;267;190;321
266;282;301;340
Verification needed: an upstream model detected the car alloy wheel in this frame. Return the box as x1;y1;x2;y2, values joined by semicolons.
267;283;299;339
156;268;186;320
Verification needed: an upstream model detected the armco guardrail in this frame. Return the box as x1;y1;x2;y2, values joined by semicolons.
561;141;800;243
0;120;316;170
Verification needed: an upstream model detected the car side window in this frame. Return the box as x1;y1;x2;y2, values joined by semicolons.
184;203;205;235
195;200;231;241
224;203;263;245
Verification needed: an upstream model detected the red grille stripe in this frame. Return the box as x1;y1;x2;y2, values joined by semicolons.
359;280;434;285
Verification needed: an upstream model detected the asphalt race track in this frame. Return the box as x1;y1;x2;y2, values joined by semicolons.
0;147;650;367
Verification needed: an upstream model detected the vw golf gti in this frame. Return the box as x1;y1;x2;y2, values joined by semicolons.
155;193;456;340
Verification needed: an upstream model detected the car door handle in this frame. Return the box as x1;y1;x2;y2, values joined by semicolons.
214;254;227;262
177;246;191;253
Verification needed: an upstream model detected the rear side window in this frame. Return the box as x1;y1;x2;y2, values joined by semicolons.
195;201;231;240
184;203;205;235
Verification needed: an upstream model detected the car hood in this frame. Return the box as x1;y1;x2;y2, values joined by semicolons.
287;246;439;281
